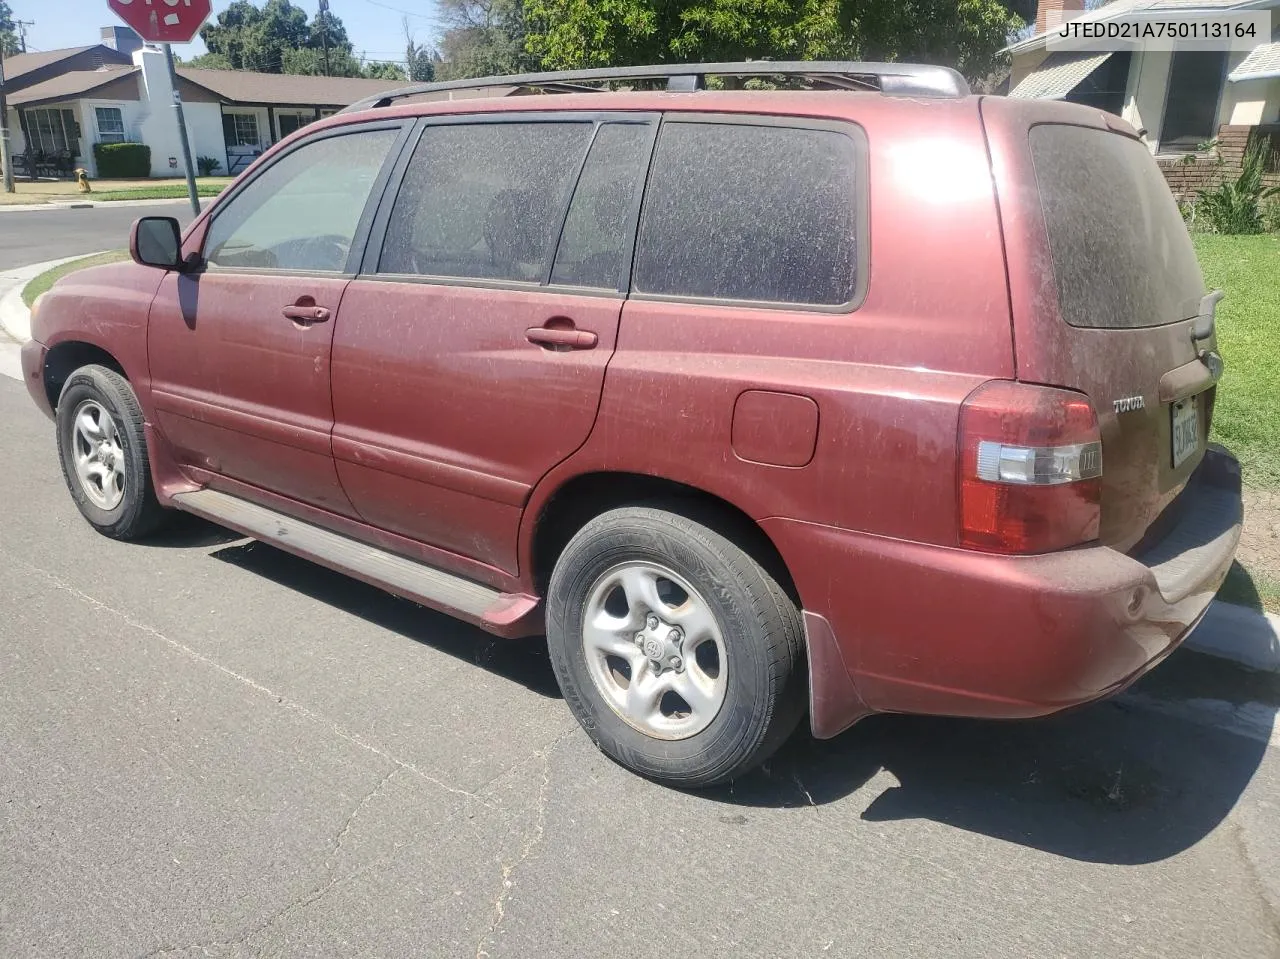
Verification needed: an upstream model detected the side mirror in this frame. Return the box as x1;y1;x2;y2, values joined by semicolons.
130;216;184;271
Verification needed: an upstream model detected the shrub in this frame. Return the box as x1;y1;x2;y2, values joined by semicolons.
92;142;151;178
1195;141;1280;235
196;155;223;176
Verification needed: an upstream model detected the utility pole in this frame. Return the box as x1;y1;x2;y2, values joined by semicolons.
1;43;14;194
318;0;330;77
14;19;33;53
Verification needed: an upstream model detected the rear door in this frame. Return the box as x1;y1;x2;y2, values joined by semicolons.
330;114;657;573
981;97;1220;553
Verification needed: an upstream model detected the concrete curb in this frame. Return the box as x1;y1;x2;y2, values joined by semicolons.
1186;601;1280;673
0;197;194;213
0;253;112;344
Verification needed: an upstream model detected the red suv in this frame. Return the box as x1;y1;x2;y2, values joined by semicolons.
20;62;1242;788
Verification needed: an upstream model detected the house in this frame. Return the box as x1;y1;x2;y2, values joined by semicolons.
1;27;411;178
1007;0;1280;193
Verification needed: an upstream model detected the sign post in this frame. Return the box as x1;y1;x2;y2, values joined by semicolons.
106;0;213;214
163;42;201;215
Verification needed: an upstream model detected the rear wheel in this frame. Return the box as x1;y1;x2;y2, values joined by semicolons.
55;364;167;540
546;506;806;788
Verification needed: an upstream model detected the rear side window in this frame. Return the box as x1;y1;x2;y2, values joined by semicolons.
634;121;861;307
1029;125;1205;329
380;122;593;283
551;122;652;291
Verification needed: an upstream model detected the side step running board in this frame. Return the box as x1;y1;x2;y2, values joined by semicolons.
171;488;539;632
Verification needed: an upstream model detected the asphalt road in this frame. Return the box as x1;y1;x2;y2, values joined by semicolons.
0;201;194;271
2;371;1280;958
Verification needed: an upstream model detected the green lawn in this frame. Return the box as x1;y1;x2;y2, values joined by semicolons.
1218;561;1280;615
90;183;229;202
22;251;130;307
1194;234;1280;487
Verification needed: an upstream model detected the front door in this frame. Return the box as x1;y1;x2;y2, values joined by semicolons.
148;124;404;516
331;116;657;573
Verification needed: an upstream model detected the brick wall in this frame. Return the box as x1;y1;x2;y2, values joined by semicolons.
1159;124;1280;199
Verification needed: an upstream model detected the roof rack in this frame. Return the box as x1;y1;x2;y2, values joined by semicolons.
340;61;971;114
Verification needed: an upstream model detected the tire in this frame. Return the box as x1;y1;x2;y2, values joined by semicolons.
55;364;167;540
546;505;807;788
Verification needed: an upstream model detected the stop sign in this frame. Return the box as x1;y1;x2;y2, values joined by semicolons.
107;0;212;44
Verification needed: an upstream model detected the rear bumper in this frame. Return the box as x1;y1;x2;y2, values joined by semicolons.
19;339;53;419
764;446;1243;739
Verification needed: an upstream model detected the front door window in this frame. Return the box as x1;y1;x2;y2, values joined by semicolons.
203;128;399;272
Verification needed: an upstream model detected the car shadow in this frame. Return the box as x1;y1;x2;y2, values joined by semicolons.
208;538;562;699
136;512;246;549
709;660;1275;865
199;530;1272;866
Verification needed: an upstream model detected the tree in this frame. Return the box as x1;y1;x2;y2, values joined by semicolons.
435;0;535;80
184;51;236;70
403;15;437;83
281;45;363;77
524;0;1025;83
363;59;408;81
1;0;21;56
199;0;356;75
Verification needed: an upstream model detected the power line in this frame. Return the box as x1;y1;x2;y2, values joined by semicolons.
352;0;438;23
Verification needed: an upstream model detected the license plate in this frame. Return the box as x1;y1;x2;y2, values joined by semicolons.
1171;395;1200;468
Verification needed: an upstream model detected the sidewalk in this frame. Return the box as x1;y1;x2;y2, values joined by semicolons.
0;197;197;213
0;254;1277;678
0;254;108;344
0;177;230;210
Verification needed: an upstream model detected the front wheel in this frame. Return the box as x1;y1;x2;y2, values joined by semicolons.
55;364;167;540
546;506;807;788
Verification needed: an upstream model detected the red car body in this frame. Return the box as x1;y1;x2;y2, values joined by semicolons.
21;85;1242;742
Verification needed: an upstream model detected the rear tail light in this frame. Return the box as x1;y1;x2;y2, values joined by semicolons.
958;381;1102;554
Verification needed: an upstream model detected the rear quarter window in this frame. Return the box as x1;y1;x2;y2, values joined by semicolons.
1029;124;1205;329
633;120;864;308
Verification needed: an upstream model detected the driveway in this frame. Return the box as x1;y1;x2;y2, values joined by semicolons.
1;372;1278;958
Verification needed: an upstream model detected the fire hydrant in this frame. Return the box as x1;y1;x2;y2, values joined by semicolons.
75;168;92;194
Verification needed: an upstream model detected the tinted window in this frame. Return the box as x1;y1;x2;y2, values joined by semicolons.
1030;125;1205;329
634;122;859;306
380;122;593;283
204;129;396;272
551;122;651;290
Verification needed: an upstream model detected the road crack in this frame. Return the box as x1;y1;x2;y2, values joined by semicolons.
474;744;556;959
18;559;497;809
1231;819;1280;945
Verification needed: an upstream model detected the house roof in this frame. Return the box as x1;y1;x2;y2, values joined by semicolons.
1229;41;1280;80
1;44;132;85
6;67;138;107
1009;51;1114;98
176;68;409;107
1005;0;1277;55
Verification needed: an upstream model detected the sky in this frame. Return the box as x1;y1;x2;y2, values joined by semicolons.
9;0;444;67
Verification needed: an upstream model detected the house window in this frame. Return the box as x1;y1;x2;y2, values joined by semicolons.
25;108;80;156
222;113;260;148
1161;49;1229;151
277;113;310;138
1065;50;1132;117
94;107;126;144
